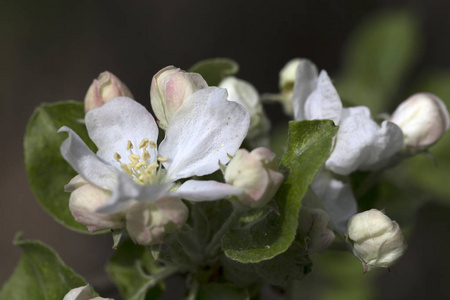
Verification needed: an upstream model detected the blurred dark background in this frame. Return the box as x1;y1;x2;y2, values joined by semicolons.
1;0;450;299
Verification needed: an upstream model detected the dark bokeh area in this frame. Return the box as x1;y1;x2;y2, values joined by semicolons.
1;0;450;299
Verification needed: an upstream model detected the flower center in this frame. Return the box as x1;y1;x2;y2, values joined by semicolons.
113;138;167;185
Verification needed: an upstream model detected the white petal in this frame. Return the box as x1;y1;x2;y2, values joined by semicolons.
173;180;243;202
159;87;250;181
63;285;92;300
326;108;403;175
303;71;342;125
219;76;259;115
325;107;379;175
292;59;319;121
58;126;118;191
85;97;159;167
311;171;357;236
359;121;403;171
97;173;173;214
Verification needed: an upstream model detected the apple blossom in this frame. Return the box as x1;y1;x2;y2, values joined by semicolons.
84;71;133;113
390;93;450;153
59;87;249;240
219;76;270;140
347;209;407;272
292;59;404;175
150;66;208;129
224;147;283;208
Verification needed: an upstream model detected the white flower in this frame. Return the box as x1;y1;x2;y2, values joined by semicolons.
347;209;407;272
63;285;113;300
150;66;208;130
292;59;404;175
390;93;450;153
219;77;270;140
84;71;133;113
59;87;249;233
224;147;283;208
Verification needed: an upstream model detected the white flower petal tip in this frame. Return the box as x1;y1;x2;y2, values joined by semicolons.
174;180;244;202
151;66;208;130
126;197;188;246
85;97;159;167
219;77;270;140
347;209;407;272
58;126;119;191
224;147;283;208
159;87;250;181
63;285;114;300
84;71;133;113
390;93;450;153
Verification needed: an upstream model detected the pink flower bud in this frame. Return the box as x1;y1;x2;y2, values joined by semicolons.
298;207;335;253
84;71;133;113
126;196;188;246
224;147;284;208
65;175;125;232
390;93;450;153
347;209;407;272
150;66;208;129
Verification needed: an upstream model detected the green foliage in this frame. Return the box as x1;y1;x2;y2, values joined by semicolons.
222;120;337;262
189;58;239;86
0;234;87;300
106;239;164;300
24;101;98;234
335;10;421;114
197;283;249;300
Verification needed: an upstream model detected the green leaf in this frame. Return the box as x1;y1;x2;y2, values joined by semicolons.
222;120;337;262
24;101;98;234
106;239;164;300
335;10;421;114
0;233;87;300
197;283;249;300
189;58;239;86
254;241;311;287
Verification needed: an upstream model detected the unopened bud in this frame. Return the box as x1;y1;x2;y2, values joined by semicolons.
84;71;133;113
275;58;303;115
347;209;407;272
219;77;270;140
126;196;188;246
150;66;207;129
224;147;283;208
390;93;450;153
66;175;125;232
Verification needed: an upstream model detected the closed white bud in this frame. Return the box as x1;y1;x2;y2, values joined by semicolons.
224;147;283;208
63;285;114;300
150;66;208;129
347;209;407;272
65;175;125;232
390;93;450;153
219;76;270;139
126;196;188;246
84;71;133;113
277;58;303;115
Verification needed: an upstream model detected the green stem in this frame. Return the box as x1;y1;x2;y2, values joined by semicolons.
205;208;242;258
130;265;181;300
185;278;199;300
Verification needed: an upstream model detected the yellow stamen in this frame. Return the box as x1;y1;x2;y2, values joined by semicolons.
114;153;121;162
158;157;168;162
134;161;146;170
146;162;158;171
120;163;132;175
142;150;151;160
149;141;157;149
127;140;133;150
129;154;140;164
139;138;149;149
